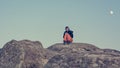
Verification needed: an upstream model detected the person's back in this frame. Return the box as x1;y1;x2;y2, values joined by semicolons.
63;26;73;45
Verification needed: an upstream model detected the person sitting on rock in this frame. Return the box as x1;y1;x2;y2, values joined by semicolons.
63;26;73;45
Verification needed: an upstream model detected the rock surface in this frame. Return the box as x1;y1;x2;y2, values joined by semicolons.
0;40;56;68
0;40;120;68
45;43;120;68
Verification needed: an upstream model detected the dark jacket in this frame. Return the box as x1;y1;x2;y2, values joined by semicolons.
63;30;73;38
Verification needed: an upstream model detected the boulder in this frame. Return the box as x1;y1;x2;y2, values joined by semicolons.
45;43;120;68
0;40;56;68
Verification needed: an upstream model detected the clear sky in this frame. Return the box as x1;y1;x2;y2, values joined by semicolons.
0;0;120;50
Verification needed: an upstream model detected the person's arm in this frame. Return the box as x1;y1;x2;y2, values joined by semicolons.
71;30;73;33
70;30;73;38
72;31;73;38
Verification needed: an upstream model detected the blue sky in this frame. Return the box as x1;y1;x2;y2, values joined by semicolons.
0;0;120;50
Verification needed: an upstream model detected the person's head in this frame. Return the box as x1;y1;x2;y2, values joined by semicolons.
65;26;70;31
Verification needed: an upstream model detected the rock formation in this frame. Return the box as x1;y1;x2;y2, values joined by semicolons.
0;40;56;68
45;43;120;68
0;40;120;68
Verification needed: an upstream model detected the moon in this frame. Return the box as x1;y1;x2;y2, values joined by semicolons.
110;10;114;15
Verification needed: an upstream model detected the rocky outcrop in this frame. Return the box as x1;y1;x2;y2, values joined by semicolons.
0;48;1;55
0;48;1;59
0;40;56;68
0;40;120;68
47;43;102;53
45;43;120;68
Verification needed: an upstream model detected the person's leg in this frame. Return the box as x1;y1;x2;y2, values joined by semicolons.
63;41;70;45
66;33;72;44
63;33;73;45
63;41;67;45
67;41;72;45
63;33;68;45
